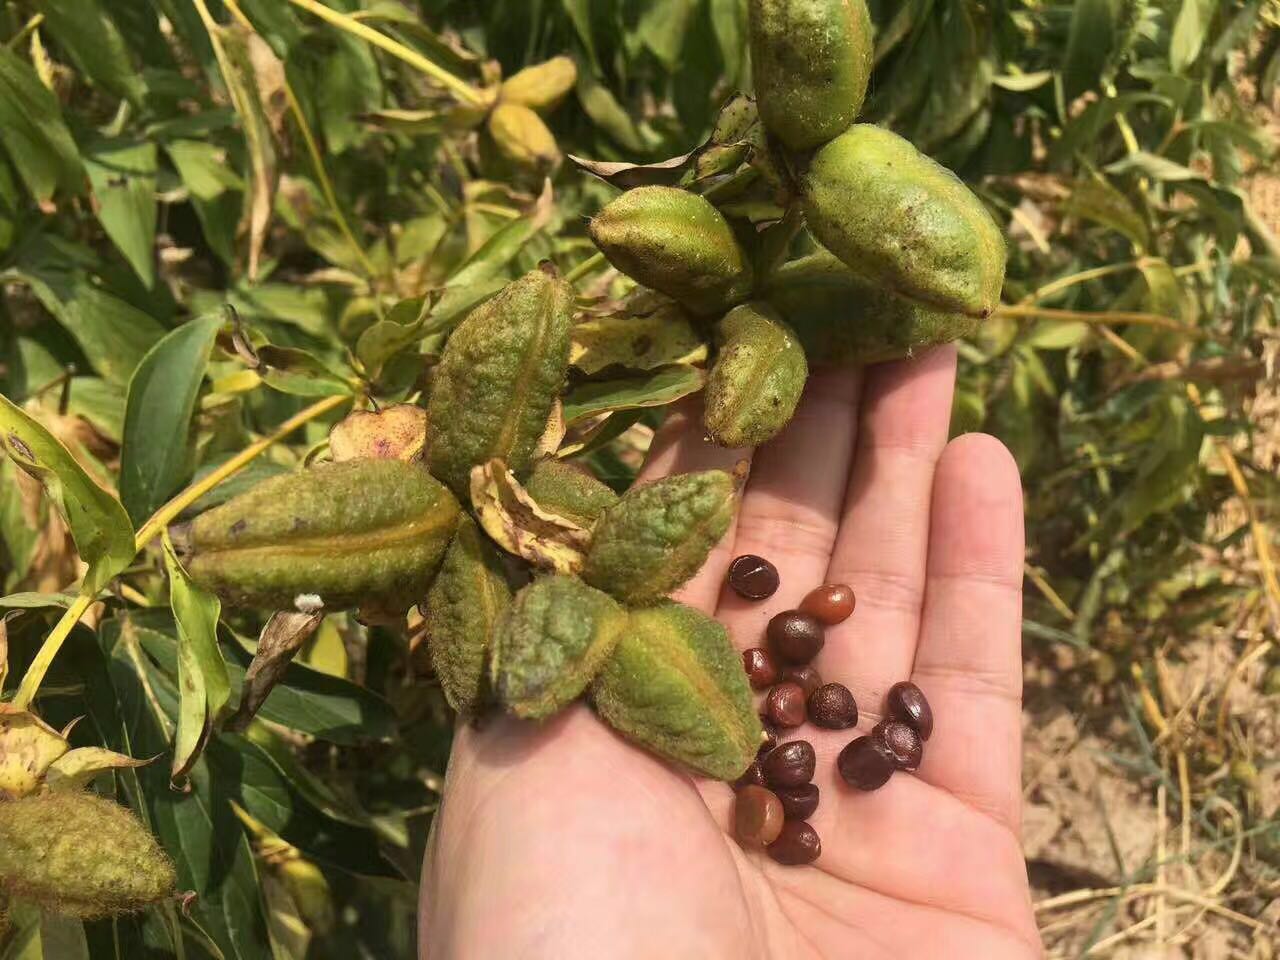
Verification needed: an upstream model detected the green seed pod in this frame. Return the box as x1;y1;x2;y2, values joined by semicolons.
500;56;578;112
589;186;754;316
189;459;460;612
748;0;873;152
800;124;1007;318
424;515;512;714
427;267;575;497
491;575;628;719
764;244;978;364
582;471;736;605
704;302;808;447
523;458;619;528
488;103;560;173
0;793;175;918
593;602;762;780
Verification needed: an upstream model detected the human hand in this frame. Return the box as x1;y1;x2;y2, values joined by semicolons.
419;346;1043;959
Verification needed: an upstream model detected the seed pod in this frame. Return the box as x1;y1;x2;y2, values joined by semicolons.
522;458;619;529
748;0;873;152
491;575;627;719
764;244;979;364
582;470;736;605
424;515;512;714
427;267;575;497
500;56;578;112
0;793;175;918
589;186;754;316
328;404;427;464
189;459;460;612
593;601;762;780
488;103;560;172
799;125;1007;318
704;302;808;448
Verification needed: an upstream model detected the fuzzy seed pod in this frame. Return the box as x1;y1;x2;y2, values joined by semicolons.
704;302;808;447
0;793;175;918
593;602;762;780
522;459;619;528
589;187;754;316
488;103;560;172
189;459;460;612
800;124;1007;318
427;267;575;497
500;56;578;112
582;471;736;605
748;0;873;152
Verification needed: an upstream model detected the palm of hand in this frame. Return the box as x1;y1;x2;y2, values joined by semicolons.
421;349;1043;959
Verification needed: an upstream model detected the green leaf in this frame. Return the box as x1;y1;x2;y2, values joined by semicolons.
166;139;242;265
1062;177;1149;250
0;46;83;202
637;0;697;69
561;365;707;425
256;345;353;398
35;0;146;105
119;314;222;524
0;396;134;594
1062;0;1121;101
1171;0;1219;73
84;139;158;288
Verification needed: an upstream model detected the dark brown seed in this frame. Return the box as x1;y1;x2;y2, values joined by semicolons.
733;759;767;791
874;719;923;772
767;820;821;865
736;785;785;848
728;554;780;600
761;739;816;789
742;647;779;690
775;783;820;820
799;583;856;625
765;682;807;728
781;664;823;698
886;680;934;740
808;682;858;729
767;610;825;664
837;735;896;791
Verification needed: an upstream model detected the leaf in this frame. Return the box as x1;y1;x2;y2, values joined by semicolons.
0;46;83;202
119;314;222;524
166;139;242;265
1104;151;1197;181
256;345;353;398
1171;0;1219;73
1062;177;1149;250
224;611;322;734
577;69;649;154
0;396;134;594
36;0;146;105
1114;393;1205;533
470;459;593;574
84;139;158;288
561;365;707;426
43;745;151;792
1062;0;1122;101
637;0;698;69
566;149;697;189
571;308;708;374
1050;93;1170;166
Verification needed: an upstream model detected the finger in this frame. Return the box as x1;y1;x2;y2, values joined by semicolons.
911;433;1025;830
823;346;958;707
715;368;863;650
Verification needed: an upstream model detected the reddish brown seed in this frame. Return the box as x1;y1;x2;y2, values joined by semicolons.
761;740;816;788
808;682;858;729
765;682;807;728
886;680;934;740
767;820;821;865
775;783;820;820
837;735;896;791
799;583;856;625
736;785;785;848
728;554;780;600
874;719;923;772
767;610;825;664
742;647;779;690
733;759;767;791
781;664;823;698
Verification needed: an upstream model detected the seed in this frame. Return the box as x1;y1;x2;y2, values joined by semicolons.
837;735;895;791
874;719;923;772
765;682;807;728
761;739;815;788
807;682;858;729
886;680;933;740
775;783;820;820
728;554;780;600
735;785;785;848
766;820;821;866
781;663;823;698
767;610;824;664
799;583;856;625
733;759;767;791
742;647;779;690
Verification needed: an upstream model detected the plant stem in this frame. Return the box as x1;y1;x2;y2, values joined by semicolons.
565;252;606;286
4;13;43;49
994;304;1213;339
12;592;93;709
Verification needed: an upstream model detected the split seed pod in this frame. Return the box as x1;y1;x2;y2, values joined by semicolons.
704;302;808;447
500;55;578;112
522;458;620;528
488;102;561;173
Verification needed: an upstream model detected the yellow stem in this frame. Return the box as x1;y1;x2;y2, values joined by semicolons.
12;592;94;709
1022;260;1145;305
995;304;1211;339
5;13;43;49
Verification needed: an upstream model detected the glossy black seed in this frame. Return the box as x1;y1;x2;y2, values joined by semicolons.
728;555;780;600
767;820;821;865
837;735;895;791
761;740;816;789
775;783;820;820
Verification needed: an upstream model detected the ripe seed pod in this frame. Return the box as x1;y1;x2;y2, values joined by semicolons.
748;0;873;152
427;267;575;497
0;792;175;918
582;470;736;605
589;186;754;316
500;55;578;112
189;459;461;612
593;601;763;781
488;103;561;172
704;302;808;448
522;458;620;529
800;125;1007;319
424;516;512;715
491;575;627;720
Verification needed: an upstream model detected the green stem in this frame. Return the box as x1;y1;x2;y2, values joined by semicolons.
565;252;606;286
